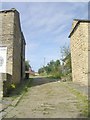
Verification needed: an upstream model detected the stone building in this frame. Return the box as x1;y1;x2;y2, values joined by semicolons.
69;19;90;86
0;8;26;94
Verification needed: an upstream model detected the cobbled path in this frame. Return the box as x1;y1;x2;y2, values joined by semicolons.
3;78;88;118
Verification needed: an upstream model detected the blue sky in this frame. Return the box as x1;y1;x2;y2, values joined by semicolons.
1;2;88;72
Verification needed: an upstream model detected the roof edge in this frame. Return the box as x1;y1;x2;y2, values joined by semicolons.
74;19;90;22
69;19;90;38
0;8;18;13
68;21;79;38
21;32;26;45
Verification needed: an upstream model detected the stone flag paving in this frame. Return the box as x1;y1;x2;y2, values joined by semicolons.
2;78;88;118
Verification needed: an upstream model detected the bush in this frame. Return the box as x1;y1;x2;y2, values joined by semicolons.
53;72;61;79
11;84;16;89
5;83;16;96
61;73;72;82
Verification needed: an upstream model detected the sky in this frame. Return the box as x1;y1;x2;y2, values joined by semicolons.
1;2;88;72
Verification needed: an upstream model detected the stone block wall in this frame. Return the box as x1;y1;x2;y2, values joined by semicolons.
70;20;88;86
0;8;26;94
0;11;14;77
88;23;90;86
13;10;22;84
21;32;26;81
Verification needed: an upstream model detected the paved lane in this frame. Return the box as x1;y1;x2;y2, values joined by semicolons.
3;77;87;118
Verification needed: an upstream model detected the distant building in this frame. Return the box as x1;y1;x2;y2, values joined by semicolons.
25;68;35;78
0;8;26;95
69;19;90;86
35;72;39;76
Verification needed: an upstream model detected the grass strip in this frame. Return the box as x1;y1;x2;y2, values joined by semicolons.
61;82;89;117
15;78;33;106
7;78;33;106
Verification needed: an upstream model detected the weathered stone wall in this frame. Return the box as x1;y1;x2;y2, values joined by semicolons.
88;23;90;86
21;32;26;81
13;10;22;84
0;11;14;77
0;10;14;96
0;9;26;92
70;20;88;86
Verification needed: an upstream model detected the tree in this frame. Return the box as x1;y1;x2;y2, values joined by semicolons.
38;59;62;78
38;67;44;74
61;45;70;60
60;45;72;81
25;61;31;79
25;61;31;71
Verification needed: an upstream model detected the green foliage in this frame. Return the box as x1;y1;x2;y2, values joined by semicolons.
38;67;45;74
38;59;61;78
53;72;62;79
38;45;72;80
61;45;70;58
11;84;16;89
62;82;88;117
61;45;72;81
6;78;33;97
25;60;31;71
63;54;72;73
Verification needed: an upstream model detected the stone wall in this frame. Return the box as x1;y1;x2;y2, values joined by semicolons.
88;23;90;86
0;11;14;77
13;10;22;84
21;32;26;81
70;20;88;86
0;9;26;95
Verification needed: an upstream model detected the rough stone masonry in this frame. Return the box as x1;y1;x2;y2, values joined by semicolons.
0;8;26;95
69;19;90;86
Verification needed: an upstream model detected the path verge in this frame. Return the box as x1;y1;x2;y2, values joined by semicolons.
1;78;33;118
61;81;89;117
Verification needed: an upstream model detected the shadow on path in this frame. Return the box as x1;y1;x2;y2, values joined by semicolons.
31;77;60;87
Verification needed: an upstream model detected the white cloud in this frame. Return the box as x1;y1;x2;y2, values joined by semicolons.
21;2;87;38
1;2;88;71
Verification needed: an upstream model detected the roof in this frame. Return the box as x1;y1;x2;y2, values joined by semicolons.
0;8;26;45
69;19;90;38
25;70;35;74
0;8;18;13
21;32;26;45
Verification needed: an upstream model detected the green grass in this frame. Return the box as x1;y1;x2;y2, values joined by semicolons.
69;88;88;117
61;82;89;117
7;78;33;98
12;78;33;106
2;78;33;110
